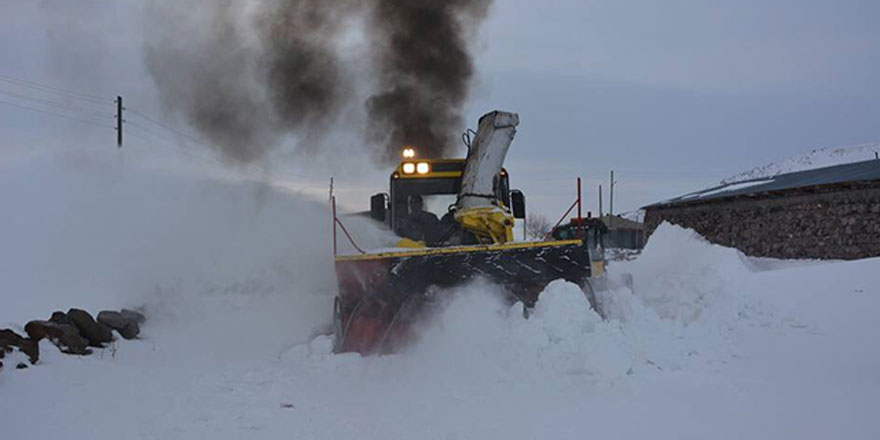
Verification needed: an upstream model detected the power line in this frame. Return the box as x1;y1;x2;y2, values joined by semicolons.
125;120;246;173
124;110;270;178
125;120;219;166
0;98;115;129
0;74;275;180
126;121;212;160
124;130;155;144
0;88;112;119
126;107;210;148
0;73;109;104
125;128;217;165
126;120;176;144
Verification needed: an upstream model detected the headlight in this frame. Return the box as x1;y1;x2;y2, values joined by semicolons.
402;163;416;174
416;162;430;174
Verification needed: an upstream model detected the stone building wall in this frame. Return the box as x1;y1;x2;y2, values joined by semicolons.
644;182;880;260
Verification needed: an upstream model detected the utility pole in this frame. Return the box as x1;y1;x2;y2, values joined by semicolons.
598;184;603;218
609;170;616;229
115;96;123;148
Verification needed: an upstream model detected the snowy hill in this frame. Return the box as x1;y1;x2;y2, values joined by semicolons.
2;149;880;439
722;142;880;185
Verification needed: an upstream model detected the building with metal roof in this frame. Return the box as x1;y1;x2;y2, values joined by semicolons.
643;158;880;260
600;214;645;250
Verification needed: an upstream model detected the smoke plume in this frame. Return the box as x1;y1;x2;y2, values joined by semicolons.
365;0;492;163
257;0;358;154
143;0;491;164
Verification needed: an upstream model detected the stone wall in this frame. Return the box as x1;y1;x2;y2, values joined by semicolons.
644;182;880;260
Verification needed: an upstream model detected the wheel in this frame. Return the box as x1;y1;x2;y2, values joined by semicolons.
579;278;606;319
332;297;344;353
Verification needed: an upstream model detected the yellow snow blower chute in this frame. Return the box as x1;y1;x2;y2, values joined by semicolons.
332;111;607;354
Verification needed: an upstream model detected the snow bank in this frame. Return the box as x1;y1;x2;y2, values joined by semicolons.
394;280;630;382
622;222;752;325
298;222;766;386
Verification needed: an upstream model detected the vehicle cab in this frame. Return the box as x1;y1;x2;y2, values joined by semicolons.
551;217;607;274
369;148;525;242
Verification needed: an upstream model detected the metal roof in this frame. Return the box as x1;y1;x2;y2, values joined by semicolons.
645;158;880;209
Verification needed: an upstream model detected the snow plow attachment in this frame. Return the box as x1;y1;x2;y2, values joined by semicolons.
333;239;603;354
330;110;608;355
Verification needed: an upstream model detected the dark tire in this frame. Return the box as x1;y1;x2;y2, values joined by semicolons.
622;272;634;292
332;297;344;353
580;278;606;319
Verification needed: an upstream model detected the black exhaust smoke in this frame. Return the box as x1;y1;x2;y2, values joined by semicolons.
365;0;492;163
144;0;353;163
143;0;492;164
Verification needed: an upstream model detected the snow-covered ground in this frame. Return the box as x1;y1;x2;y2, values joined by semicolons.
2;149;879;439
722;142;880;184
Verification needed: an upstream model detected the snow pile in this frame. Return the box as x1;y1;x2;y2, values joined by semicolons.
722;141;880;184
299;223;764;386
400;280;630;382
622;222;751;325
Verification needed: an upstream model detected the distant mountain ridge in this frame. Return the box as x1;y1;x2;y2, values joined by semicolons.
721;142;880;185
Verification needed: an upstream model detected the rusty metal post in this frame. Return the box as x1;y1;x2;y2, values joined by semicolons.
609;170;615;229
332;195;338;256
576;177;583;239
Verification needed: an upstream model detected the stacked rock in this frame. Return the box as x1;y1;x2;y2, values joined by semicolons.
0;328;40;367
97;309;143;340
1;308;146;370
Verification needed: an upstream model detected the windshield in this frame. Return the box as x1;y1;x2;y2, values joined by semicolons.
390;176;460;234
389;174;510;236
423;194;457;218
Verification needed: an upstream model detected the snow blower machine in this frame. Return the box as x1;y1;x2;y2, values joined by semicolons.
332;111;608;354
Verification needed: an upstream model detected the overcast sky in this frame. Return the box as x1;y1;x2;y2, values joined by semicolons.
2;0;878;215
